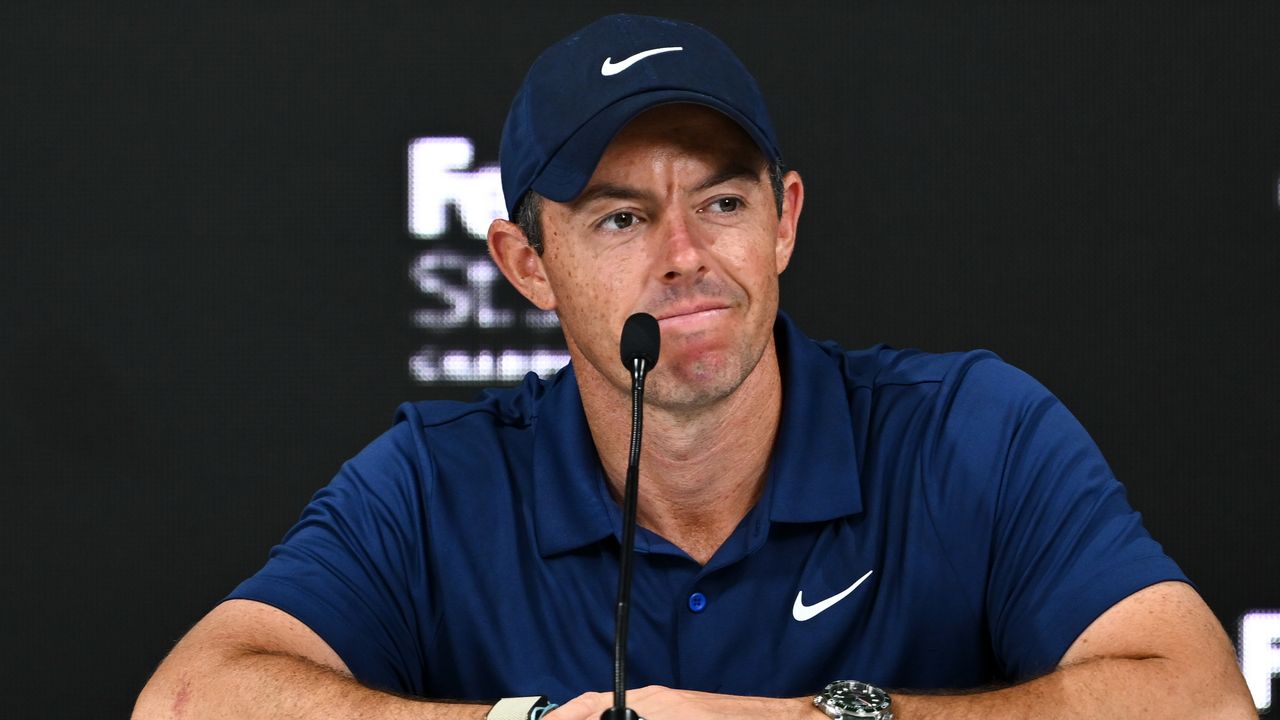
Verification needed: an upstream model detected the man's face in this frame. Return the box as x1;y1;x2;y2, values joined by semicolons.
534;104;800;410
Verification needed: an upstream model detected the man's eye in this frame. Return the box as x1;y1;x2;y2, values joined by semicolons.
602;212;637;230
707;197;741;213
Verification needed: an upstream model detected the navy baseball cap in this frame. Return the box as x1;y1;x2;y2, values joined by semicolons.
499;14;783;219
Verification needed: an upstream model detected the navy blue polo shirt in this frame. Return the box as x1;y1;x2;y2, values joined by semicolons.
229;312;1186;701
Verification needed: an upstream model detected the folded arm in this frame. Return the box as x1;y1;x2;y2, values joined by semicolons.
549;582;1255;720
890;581;1253;719
132;599;487;720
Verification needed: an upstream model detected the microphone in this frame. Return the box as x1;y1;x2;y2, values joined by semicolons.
619;312;660;373
602;313;660;720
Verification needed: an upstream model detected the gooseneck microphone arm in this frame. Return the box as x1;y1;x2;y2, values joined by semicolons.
602;313;660;720
607;355;646;720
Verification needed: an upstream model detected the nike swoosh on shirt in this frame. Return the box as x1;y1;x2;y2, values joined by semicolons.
792;569;874;622
600;46;683;76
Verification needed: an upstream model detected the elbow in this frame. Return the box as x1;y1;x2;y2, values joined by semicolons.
1202;663;1259;720
133;658;207;720
1218;686;1261;720
131;675;182;720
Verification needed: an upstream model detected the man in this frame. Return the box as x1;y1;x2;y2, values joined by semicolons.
134;14;1253;720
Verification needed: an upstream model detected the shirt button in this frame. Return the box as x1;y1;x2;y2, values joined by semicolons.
688;592;707;613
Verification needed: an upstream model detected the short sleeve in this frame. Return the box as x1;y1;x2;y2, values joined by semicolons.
226;420;432;695
938;358;1188;679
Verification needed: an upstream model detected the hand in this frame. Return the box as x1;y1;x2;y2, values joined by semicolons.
549;686;816;720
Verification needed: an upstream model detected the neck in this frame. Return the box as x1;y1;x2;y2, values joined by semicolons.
576;341;783;565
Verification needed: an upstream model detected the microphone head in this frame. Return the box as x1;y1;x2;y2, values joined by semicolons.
619;313;660;371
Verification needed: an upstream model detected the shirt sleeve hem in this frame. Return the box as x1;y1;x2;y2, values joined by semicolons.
1018;559;1190;678
224;575;393;690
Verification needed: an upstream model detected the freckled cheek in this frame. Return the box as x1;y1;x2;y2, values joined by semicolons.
555;241;652;327
552;254;632;347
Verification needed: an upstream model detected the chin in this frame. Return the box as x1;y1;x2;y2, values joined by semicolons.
646;355;749;410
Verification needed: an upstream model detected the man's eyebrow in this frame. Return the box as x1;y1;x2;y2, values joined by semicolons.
691;164;765;194
568;163;765;211
569;183;654;211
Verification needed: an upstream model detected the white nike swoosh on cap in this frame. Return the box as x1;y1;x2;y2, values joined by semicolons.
791;569;874;622
600;46;684;76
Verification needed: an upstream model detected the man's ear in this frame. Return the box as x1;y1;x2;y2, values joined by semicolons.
487;218;557;311
774;170;804;274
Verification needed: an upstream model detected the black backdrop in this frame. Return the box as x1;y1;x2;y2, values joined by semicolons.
3;2;1278;717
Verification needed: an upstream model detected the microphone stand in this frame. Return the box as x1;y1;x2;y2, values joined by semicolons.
601;357;647;720
603;313;658;720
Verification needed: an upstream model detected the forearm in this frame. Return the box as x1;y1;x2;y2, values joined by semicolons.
893;655;1255;720
133;646;486;720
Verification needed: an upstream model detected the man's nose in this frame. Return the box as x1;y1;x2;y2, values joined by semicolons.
656;211;708;282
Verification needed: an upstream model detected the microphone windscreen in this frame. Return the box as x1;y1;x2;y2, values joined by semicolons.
619;313;660;371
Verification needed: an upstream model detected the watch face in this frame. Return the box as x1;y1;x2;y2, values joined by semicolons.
817;681;892;718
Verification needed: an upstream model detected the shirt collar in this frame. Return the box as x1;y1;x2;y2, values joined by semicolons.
764;311;863;523
531;311;863;557
531;365;616;557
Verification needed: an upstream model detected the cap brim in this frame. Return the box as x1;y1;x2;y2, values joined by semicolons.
529;89;781;205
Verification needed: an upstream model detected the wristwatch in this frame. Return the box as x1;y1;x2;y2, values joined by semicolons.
486;695;551;720
813;680;893;719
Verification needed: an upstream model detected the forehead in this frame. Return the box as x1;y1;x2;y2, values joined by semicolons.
594;103;767;175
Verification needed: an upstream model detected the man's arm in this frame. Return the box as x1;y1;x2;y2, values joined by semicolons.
549;582;1255;719
889;581;1254;719
132;599;487;720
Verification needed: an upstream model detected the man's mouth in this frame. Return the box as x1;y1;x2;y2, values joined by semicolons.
655;302;732;329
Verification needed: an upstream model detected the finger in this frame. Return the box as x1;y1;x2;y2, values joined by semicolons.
549;690;612;719
628;685;666;697
613;686;674;719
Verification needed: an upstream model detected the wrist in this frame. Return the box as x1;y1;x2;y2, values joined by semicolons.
788;695;829;719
